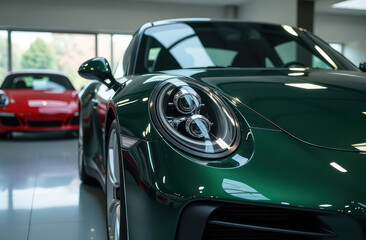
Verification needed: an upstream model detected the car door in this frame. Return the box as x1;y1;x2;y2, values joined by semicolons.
91;83;115;175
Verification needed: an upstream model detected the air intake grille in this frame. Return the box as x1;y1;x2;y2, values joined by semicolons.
202;204;336;240
70;115;79;125
28;121;63;127
1;116;19;126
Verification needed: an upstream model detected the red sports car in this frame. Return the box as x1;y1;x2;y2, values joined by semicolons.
0;70;79;137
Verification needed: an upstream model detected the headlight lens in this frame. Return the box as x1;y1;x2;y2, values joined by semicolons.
150;78;240;158
0;94;9;107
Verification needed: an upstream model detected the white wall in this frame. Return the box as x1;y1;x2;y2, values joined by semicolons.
238;0;297;26
0;0;226;33
314;13;366;66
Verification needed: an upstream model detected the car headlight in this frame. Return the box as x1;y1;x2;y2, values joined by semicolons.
150;78;241;158
0;94;9;107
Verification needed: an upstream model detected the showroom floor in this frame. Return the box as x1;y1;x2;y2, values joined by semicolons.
0;133;106;240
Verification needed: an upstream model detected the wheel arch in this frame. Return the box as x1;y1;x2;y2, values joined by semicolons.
104;103;120;167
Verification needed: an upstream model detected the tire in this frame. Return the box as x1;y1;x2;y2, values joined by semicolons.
0;132;11;139
67;130;79;138
106;119;128;240
78;108;93;184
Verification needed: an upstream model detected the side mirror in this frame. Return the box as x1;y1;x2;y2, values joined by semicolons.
360;61;366;72
78;57;117;87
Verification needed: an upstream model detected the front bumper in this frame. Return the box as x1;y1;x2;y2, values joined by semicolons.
122;128;366;240
0;111;79;133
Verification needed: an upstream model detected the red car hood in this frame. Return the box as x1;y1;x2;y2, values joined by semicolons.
4;89;78;107
3;89;79;115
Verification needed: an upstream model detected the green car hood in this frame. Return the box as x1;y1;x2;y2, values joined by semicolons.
170;69;366;153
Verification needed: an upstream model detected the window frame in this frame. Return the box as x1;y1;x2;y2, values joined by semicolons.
0;28;134;81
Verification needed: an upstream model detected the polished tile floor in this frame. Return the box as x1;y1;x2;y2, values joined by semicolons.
0;133;106;240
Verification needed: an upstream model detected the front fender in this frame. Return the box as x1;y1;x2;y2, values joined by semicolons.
112;74;176;141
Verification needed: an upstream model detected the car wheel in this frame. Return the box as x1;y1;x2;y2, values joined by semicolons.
0;132;12;139
67;130;78;138
106;120;128;240
0;132;8;139
78;110;93;184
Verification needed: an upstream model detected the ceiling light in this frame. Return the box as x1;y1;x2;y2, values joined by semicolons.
330;162;347;173
332;0;366;10
285;83;327;89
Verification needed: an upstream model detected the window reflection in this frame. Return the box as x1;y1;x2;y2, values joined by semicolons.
352;142;366;152
222;178;269;201
0;30;8;85
13;178;80;210
139;22;348;73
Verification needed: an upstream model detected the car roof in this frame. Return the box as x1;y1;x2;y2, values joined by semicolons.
5;69;68;78
148;18;284;28
137;18;299;36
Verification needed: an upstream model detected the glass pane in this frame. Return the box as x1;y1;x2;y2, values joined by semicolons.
205;48;238;66
2;74;74;90
11;31;96;90
137;23;353;72
0;31;8;85
97;34;111;64
11;32;54;71
275;41;332;69
330;43;343;54
112;34;132;70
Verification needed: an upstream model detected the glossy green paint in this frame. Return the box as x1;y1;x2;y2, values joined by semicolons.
113;68;366;152
112;68;366;239
123;127;366;239
168;68;366;152
78;57;116;85
80;66;366;239
112;74;174;141
77;19;366;240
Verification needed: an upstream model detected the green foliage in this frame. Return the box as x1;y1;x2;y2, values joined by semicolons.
0;37;7;84
20;38;56;70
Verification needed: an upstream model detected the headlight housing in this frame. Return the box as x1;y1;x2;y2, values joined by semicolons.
150;78;241;158
0;94;9;107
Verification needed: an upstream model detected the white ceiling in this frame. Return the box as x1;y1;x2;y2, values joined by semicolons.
132;0;248;6
132;0;366;16
316;0;366;16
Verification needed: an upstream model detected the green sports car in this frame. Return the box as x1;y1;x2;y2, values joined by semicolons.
77;19;366;240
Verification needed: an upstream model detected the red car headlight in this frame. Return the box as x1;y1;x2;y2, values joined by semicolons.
0;94;9;107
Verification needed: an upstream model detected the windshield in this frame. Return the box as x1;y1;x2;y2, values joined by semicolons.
1;74;74;90
136;22;357;72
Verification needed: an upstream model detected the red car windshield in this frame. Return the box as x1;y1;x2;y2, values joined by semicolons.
1;74;74;90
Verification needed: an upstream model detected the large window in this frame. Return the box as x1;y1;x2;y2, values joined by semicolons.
112;34;133;71
11;32;96;90
0;31;8;85
97;34;112;66
0;30;132;90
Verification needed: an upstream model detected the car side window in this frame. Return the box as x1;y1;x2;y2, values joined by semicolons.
114;59;124;79
114;34;137;79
